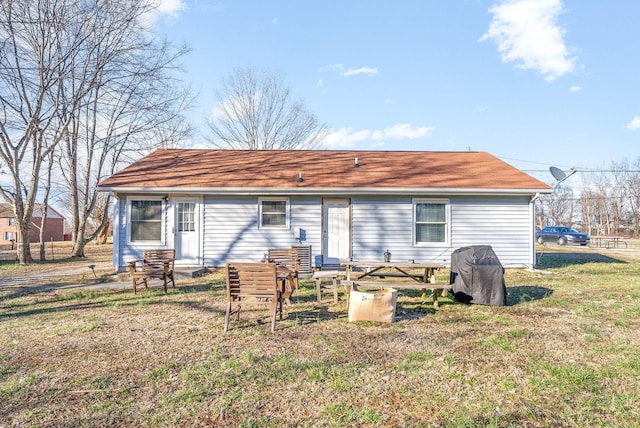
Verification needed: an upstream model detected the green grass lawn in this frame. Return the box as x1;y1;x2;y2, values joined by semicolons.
1;247;640;427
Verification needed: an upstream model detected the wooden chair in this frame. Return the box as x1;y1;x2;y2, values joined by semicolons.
265;248;300;302
224;262;283;333
127;249;176;294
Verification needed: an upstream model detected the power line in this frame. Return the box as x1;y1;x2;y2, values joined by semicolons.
497;155;640;173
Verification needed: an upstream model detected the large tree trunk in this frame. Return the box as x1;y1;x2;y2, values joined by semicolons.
16;223;33;265
38;207;49;262
71;224;87;258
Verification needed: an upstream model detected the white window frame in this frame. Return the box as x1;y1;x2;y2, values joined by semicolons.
258;197;290;229
127;196;166;245
413;198;450;246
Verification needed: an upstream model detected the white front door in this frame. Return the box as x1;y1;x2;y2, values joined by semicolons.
173;198;199;265
323;199;350;265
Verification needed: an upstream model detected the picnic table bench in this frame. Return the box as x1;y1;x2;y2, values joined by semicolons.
340;280;452;307
312;270;345;304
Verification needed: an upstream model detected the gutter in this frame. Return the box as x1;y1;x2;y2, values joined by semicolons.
97;186;553;197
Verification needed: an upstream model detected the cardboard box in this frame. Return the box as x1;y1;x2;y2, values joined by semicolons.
348;286;397;323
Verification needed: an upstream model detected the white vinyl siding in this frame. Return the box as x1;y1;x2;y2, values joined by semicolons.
114;193;535;269
351;196;533;267
450;196;532;267
203;196;321;266
115;195;170;268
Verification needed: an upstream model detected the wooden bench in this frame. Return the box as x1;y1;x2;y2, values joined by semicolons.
127;249;175;294
366;272;425;281
341;280;452;307
225;262;283;333
312;270;345;304
265;248;301;289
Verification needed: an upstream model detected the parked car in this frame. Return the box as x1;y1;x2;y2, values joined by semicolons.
535;226;590;246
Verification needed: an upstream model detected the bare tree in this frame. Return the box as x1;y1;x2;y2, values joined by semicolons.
536;185;575;228
206;67;328;149
54;1;193;258
38;152;55;261
0;0;192;263
624;158;640;236
0;0;91;264
579;168;615;236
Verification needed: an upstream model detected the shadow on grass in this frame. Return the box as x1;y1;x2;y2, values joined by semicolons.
0;283;226;320
285;306;345;325
535;251;626;268
507;285;553;306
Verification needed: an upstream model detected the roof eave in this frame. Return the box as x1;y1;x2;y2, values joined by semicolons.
98;186;552;196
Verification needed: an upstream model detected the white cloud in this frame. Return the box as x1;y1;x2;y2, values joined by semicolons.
626;116;640;131
479;0;576;81
319;64;378;77
323;123;434;148
323;128;372;148
318;64;345;73
143;0;186;26
372;123;433;140
155;0;185;17
344;66;378;77
569;85;582;92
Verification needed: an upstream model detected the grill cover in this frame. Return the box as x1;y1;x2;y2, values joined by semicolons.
450;245;506;306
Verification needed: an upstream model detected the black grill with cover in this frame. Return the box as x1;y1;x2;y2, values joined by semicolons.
449;245;506;306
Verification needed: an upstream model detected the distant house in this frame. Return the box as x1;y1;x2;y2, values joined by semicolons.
97;149;552;270
0;203;65;245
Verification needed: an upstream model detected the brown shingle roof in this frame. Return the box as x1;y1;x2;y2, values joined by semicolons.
98;149;551;193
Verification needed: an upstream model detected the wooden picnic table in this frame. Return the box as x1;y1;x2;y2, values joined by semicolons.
592;236;627;249
339;259;450;307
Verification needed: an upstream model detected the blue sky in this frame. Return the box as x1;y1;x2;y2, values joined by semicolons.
152;0;640;186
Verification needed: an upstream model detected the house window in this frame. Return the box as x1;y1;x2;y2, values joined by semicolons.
8;218;15;226
177;202;196;232
414;199;449;244
129;199;164;242
259;198;289;228
3;231;13;240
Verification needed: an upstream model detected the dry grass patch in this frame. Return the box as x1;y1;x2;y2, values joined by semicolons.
1;247;640;426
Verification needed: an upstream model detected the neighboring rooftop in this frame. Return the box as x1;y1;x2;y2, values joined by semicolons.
0;203;65;219
98;149;552;194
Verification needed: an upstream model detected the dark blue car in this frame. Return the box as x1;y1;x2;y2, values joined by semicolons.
536;226;590;246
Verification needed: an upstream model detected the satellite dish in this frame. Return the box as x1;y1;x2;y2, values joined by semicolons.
549;166;577;187
549;166;566;181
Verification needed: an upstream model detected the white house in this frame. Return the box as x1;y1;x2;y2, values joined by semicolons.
97;149;552;271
